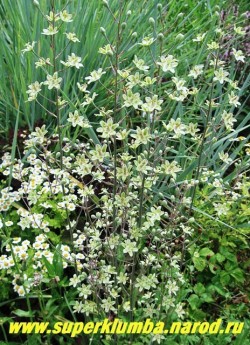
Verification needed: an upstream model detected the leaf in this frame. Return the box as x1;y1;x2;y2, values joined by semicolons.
214;284;227;296
230;268;244;283
233;319;250;345
220;271;230;285
12;309;34;317
199;247;214;257
193;257;206;271
194;283;206;295
189;309;207;321
53;250;63;279
215;253;225;263
42;256;55;277
219;247;236;262
202;293;214;303
188;294;201;310
208;263;218;274
46;231;61;245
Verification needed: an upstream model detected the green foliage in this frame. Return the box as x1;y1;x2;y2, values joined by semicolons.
0;0;249;344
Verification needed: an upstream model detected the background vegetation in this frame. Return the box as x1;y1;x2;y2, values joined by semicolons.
0;0;249;344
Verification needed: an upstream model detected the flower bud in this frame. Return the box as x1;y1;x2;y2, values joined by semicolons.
121;22;127;29
157;33;164;41
33;0;39;5
176;33;184;41
131;32;137;38
127;10;132;16
100;27;106;34
157;3;162;11
102;0;109;6
177;12;184;18
149;17;155;26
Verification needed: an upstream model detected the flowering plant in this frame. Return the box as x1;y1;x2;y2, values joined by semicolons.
0;1;249;344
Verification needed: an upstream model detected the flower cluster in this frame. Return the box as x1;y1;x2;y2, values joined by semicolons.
1;3;249;342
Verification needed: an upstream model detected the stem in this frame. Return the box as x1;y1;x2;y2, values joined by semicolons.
180;50;221;270
8;240;34;322
112;0;122;233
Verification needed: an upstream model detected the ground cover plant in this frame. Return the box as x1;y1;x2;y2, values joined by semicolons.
0;0;249;344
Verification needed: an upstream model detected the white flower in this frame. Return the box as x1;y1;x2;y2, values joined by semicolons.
207;41;219;50
135;274;158;291
117;69;130;79
193;33;206;42
96;118;118;138
139;36;154;46
168;77;189;102
186;122;200;137
234;25;245;35
5;221;13;227
126;72;141;88
123;301;131;312
22;41;36;53
44;72;62;89
42;25;58;35
69;274;81;287
61;53;83;69
188;64;204;79
210;59;225;67
81;92;98;107
60;10;73;22
163;118;186;138
46;11;60;22
232;48;245;62
73;301;84;313
98;44;113;55
133;55;149;72
77;83;89;92
172;77;186;91
215;28;224;36
161;160;182;179
213;202;230;216
85;68;106;83
228;92;240;107
130;126;151;147
141;76;156;86
151;334;166;344
141;95;163;112
123;240;138;256
65;32;80;42
123;89;143;109
228;80;240;90
101;297;116;313
218;151;232;164
213;68;229;84
166;280;179;296
157;55;178;73
221;111;237;131
35;57;51;68
67;110;91;128
168;89;189;102
26;81;42;101
205;99;219;108
68;110;83;127
175;303;185;319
